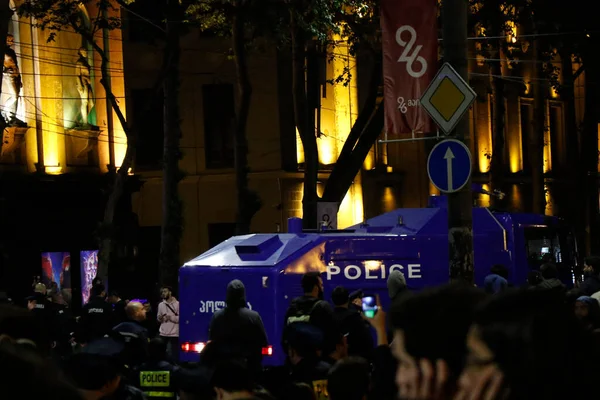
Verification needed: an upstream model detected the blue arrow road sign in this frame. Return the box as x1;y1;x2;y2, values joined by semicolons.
427;139;472;193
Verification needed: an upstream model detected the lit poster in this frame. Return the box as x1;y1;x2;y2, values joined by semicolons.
41;252;71;291
80;250;99;305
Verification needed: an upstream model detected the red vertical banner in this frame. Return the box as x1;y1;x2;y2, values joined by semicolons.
381;0;438;137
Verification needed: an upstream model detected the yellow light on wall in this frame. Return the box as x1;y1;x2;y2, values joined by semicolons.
332;35;355;153
480;184;491;207
478;95;494;173
543;145;551;173
478;151;490;174
321;33;359;168
544;184;553;216
382;187;396;212
544;111;552;173
363;154;374;170
597;123;600;173
508;148;521;173
107;31;128;169
43;125;60;171
318;134;336;165
296;127;305;164
290;179;364;229
338;176;364;228
330;33;363;224
550;86;559;98
114;136;127;169
505;19;517;43
429;181;440;196
317;182;325;197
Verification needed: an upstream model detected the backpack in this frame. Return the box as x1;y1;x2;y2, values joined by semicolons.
286;299;322;325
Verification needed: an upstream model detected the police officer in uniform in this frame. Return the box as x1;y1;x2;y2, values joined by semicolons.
135;337;179;399
49;290;76;359
26;283;58;352
283;322;331;400
63;337;146;400
78;284;113;343
113;301;150;367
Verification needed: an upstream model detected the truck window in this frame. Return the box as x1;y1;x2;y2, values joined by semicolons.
524;226;577;285
524;226;561;268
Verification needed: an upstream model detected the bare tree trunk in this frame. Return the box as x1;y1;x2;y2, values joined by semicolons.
87;40;136;282
159;0;183;287
232;0;261;234
290;13;319;229
560;49;586;253
321;103;384;204
81;28;170;282
560;51;579;171
488;40;506;208
489;69;505;205
581;49;600;253
530;37;546;215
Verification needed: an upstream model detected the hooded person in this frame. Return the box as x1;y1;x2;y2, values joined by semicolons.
483;264;509;294
387;270;408;301
208;279;269;375
536;263;566;295
574;296;600;332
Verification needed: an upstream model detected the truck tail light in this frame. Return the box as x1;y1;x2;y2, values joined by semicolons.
262;345;273;356
181;342;205;353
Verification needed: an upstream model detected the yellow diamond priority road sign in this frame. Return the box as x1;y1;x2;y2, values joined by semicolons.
420;63;476;134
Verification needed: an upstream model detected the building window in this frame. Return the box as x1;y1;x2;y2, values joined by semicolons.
208;223;236;248
488;94;510;172
519;99;533;173
548;102;565;171
203;84;235;169
132;89;164;169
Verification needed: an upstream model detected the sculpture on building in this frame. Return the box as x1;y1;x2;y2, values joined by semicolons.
2;34;25;127
75;46;95;127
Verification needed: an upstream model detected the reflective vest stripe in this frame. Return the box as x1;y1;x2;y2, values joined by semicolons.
143;391;175;398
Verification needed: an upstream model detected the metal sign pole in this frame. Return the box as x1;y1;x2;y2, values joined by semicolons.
441;0;474;284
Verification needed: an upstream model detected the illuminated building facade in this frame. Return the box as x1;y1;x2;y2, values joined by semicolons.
124;21;380;264
382;23;590;220
0;1;129;298
125;11;593;266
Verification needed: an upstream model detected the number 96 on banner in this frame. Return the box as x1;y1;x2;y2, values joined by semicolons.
397;97;420;114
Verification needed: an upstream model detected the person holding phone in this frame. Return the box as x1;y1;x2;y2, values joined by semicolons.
157;286;179;362
331;286;374;360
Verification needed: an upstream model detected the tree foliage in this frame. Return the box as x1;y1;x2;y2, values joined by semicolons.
18;0;121;37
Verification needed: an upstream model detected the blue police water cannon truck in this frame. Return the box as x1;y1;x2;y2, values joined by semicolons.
178;193;578;366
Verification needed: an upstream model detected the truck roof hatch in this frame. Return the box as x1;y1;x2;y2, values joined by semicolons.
234;234;283;261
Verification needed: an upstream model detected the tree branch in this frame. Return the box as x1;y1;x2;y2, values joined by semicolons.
322;101;384;205
321;53;382;202
574;64;585;81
